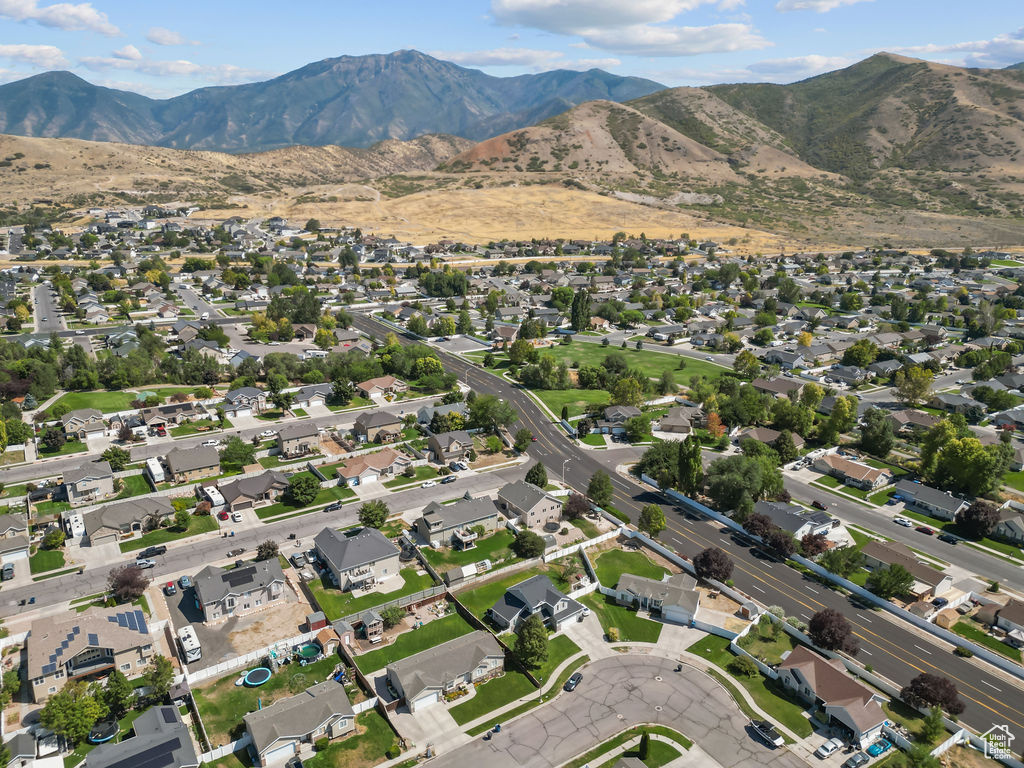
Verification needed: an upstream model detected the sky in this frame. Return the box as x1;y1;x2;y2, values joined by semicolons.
0;0;1022;97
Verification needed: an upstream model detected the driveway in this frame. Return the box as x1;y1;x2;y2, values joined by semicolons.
391;699;461;748
428;655;807;768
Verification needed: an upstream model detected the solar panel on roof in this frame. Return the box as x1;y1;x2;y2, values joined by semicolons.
87;632;99;645
49;654;57;664
72;625;80;635
42;663;55;675
108;615;118;623
160;707;176;724
102;736;182;768
135;610;148;633
126;613;137;631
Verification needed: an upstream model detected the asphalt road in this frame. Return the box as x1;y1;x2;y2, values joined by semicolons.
33;284;65;333
347;312;1024;738
173;284;219;318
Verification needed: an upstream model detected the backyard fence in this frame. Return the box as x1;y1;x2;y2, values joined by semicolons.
184;628;321;685
337;585;446;627
200;734;251;764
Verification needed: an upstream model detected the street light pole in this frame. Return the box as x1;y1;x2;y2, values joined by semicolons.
562;459;571;484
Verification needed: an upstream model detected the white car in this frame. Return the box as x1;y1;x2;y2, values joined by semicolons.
421;480;437;488
201;439;220;447
75;330;84;335
816;738;844;759
893;517;913;527
259;430;277;438
134;558;156;569
231;512;243;523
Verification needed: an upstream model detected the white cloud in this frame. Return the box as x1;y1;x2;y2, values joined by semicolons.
79;52;273;84
146;26;198;46
430;47;566;67
887;27;1024;69
0;42;66;68
565;57;621;69
582;22;770;57
111;44;141;61
0;0;118;35
775;0;871;12
747;53;853;79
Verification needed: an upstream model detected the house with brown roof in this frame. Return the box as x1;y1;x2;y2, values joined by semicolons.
751;377;804;399
335;447;412;487
353;410;403;443
860;540;953;599
886;409;940;435
995;501;1024;545
778;645;888;747
355;375;407;399
994;598;1024;647
217;471;288;513
813;453;892;490
276;421;321;458
735;426;805;451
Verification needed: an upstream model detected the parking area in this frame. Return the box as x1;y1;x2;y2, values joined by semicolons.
434;336;490;355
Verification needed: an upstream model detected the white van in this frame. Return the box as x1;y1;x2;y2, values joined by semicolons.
200;312;210;320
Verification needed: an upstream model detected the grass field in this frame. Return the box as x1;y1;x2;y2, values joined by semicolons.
29;548;66;574
540;344;728;381
449;670;537;725
383;465;440;488
115;474;151;499
118;515;218;552
534;389;610;418
254;486;355;519
50;390;138;414
952;619;1022;662
455;565;558;619
581;433;607;446
421;530;518;569
593;549;668;588
39;439;87;457
354;613;474;673
302;710;398;768
580;592;662;643
169;418;231;437
309;568;435;620
532;634;581;685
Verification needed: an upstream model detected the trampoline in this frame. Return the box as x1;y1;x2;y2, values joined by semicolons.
89;721;119;743
243;667;272;687
297;644;320;660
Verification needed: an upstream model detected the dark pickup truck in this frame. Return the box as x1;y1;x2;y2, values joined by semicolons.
139;545;167;559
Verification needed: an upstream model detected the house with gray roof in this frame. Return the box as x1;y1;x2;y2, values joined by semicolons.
61;408;105;440
414;497;499;549
353;410;403;443
427;430;474;463
244;681;354;766
0;512;29;566
496;480;561;528
386;630;503;712
753;501;832;538
488;574;584;631
276;421;320;458
292;383;333;409
164;445;220;483
83;497;174;547
892;480;969;521
194;558;286;623
416;401;468;427
216;470;288;513
87;705;198;768
63;460;115;507
314;527;401;591
611;572;700;625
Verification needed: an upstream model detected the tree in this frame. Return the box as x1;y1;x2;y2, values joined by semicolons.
956;500;1000;540
41;425;66;452
728;655;760;678
920;706;945;744
797;331;813;347
43;527;66;549
485;435;503;453
693;547;733;582
287;474;320;507
587;470;613;507
145;655;174;701
866;563;914;599
380;605;406;630
860;407;895;458
514;613;549;669
773;430;798;464
173;507;191;531
819;546;863;578
570;289;591;332
763;528;796;559
842;339;879;368
677;435;704;496
610;377;645;408
102;670;134;719
563;493;589;520
256;539;279;561
100;446;131;472
525;462;548;488
638;504;666;538
733;350;761;378
623;414;652;443
934;437;1010;496
468;394;518;432
809;609;860;655
706;412;725;439
40;681;104;746
358;499;389;529
108;564;150;602
638;731;651;761
800;532;829;558
514;428;533;452
220;436;256;467
894;366;933;406
900;673;965;716
511;529;545;558
742;513;773;538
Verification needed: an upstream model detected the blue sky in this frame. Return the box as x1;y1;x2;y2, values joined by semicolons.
0;0;1022;97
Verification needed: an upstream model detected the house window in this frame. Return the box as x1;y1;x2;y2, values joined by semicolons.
48;686;57;693
55;671;64;679
120;663;131;671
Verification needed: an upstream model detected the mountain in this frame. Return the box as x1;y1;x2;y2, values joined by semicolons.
1006;63;1024;71
0;50;663;152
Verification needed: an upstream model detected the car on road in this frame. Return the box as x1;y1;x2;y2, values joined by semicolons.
135;558;156;569
811;500;828;510
531;436;537;442
937;533;959;545
751;720;784;748
842;753;870;768
866;740;892;757
231;512;243;523
893;517;913;527
323;502;343;513
259;430;277;438
201;439;219;447
705;355;714;361
179;575;194;589
816;738;844;759
227;548;245;557
218;510;230;520
163;582;177;596
563;672;583;692
75;330;84;335
421;480;437;488
915;525;935;535
139;545;167;558
441;475;456;484
437;336;449;342
41;316;47;321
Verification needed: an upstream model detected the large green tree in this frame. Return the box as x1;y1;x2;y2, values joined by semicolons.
146;655;174;700
101;670;134;719
40;682;104;746
587;470;613;507
525;462;548;488
638;504;666;538
676;435;704;496
570;289;592;332
860;408;895;458
866;563;914;599
358;499;390;529
514;614;549;669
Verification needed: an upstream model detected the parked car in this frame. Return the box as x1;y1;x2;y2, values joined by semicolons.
932;597;949;608
218;510;230;520
135;558;156;569
163;582;177;596
323;502;343;513
842;753;870;768
201;439;219;447
179;575;194;589
441;475;457;484
259;430;277;438
811;500;828;510
563;672;583;692
139;545;167;558
1;563;13;581
816;738;844;759
751;720;784;748
893;517;913;527
290;552;308;568
231;512;243;523
227;548;245;557
421;480;437;488
915;526;935;535
448;462;462;471
937;533;959;545
866;740;892;757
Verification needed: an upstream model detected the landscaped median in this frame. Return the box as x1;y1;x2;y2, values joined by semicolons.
562;725;693;768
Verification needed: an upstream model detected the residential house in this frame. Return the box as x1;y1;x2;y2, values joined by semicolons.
752;377;804;399
492;324;519;346
995;501;1024;545
386;631;503;712
892;480;968;521
353;411;403;443
26;607;153;702
314;527;401;591
778;646;888;748
414;497;499;549
277;422;321;458
3;732;36;767
610;572;700;625
932;392;985;417
764;350;807;370
867;359;903;379
335;447;412;487
83;497;174;546
222;386;267;417
165;445;220;483
735;426;805;451
813;453;892;490
496;480;562;528
428;430;474;464
194;559;286;623
753;501;832;539
244;681;355;767
596;405;641;434
216;471;288;513
0;513;29;566
488;574;585;631
354;376;407;399
994;599;1024;647
63;460;116;506
887;409;940;435
416;402;468;428
589;316;611;332
61;408;105;440
87;706;198;768
658;405;704;434
860;540;953;599
292;383;334;409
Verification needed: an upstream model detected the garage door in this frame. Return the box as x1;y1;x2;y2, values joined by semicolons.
2;550;28;562
235;407;252;418
412;690;439;711
263;740;296;765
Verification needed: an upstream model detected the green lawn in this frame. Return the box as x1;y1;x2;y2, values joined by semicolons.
292;408;308;417
1003;470;1024;492
51;390;138;414
564;726;691;768
685;634;812;738
258;453;322;469
593;549;669;588
541;344;728;381
580;592;662;643
574;517;601;539
115;474;151;499
34;499;71;515
449;670;537;725
813;474;871;499
581;433;607;446
63;707;144;767
455;566;556;619
952;619;1022;662
195;656;341;747
534;388;609;418
303;710;397;768
354;613;474;673
169;418;230;437
0;484;27;499
39;439;87;457
326;396;373;411
532;634;581;685
422;530;519;570
597;740;681;768
254;486;356;519
383;466;440;488
256;410;286;421
868;488;896;506
736;620;799;665
309;568;435;620
118;515;218;552
29;548;66;574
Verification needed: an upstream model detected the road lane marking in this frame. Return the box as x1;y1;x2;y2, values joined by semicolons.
805;586;818;594
913;645;933;655
751;585;765;593
981;680;1001;692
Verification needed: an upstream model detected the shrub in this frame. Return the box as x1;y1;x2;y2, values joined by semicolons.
953;646;974;658
607;627;620;642
315;738;329;752
728;655;760;678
